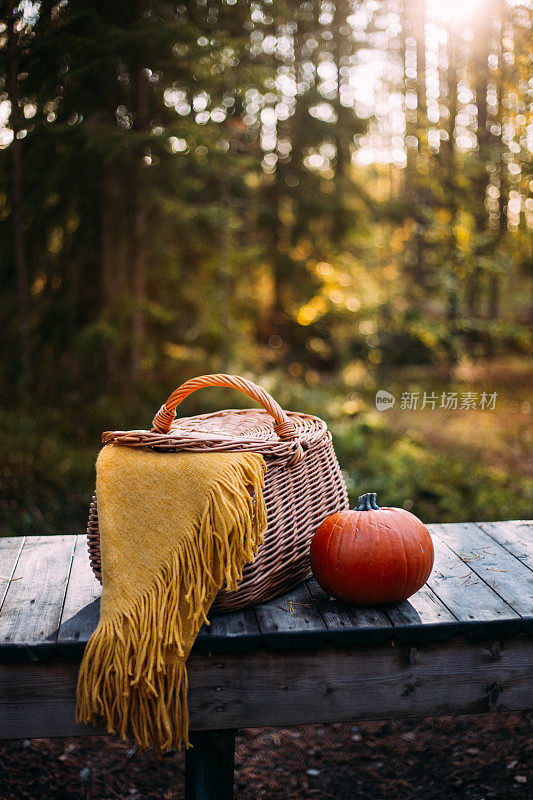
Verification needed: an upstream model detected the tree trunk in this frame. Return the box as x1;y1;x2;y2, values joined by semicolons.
402;0;417;186
217;174;232;371
332;0;351;244
413;0;427;288
7;0;30;385
444;18;459;366
270;187;287;339
257;140;286;345
130;0;148;380
130;161;147;379
100;169;119;380
489;0;508;324
402;0;427;289
467;2;493;323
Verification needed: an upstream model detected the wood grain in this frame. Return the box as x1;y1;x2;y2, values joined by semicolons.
477;521;533;573
196;607;261;654
0;536;75;661
1;636;531;739
306;578;393;645
254;582;327;648
0;537;25;611
432;523;533;631
57;535;101;657
426;531;522;637
384;585;459;642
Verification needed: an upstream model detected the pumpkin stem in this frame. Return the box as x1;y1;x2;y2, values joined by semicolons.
356;492;381;511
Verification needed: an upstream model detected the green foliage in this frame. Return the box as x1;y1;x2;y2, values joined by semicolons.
0;406;96;535
332;417;532;524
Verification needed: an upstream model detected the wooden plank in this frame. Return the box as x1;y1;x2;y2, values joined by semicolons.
384;585;459;642
254;582;328;649
426;530;522;638
306;578;393;645
0;537;25;611
0;536;75;661
432;523;533;632
477;521;533;573
57;535;101;658
196;608;261;654
0;661;104;738
188;637;533;730
1;635;531;738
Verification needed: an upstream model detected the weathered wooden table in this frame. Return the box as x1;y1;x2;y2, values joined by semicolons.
1;521;532;800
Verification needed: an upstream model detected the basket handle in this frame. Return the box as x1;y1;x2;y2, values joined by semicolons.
151;374;299;441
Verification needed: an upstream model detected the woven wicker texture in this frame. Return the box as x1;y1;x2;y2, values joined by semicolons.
87;374;348;612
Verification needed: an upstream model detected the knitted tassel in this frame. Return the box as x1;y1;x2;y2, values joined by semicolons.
76;448;266;752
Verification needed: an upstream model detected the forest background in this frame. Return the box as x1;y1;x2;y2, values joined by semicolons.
1;0;531;536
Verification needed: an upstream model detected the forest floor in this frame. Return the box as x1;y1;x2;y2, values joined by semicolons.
378;358;533;478
1;713;531;800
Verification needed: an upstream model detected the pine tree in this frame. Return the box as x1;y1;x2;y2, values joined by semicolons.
5;0;31;385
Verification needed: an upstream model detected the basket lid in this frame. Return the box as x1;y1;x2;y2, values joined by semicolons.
102;407;328;464
101;374;332;466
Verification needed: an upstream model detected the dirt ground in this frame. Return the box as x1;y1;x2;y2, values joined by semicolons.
1;713;530;800
381;358;533;478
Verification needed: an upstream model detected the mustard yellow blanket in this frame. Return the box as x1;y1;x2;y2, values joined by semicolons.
77;446;266;751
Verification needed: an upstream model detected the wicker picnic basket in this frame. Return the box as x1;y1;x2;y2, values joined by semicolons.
87;374;348;612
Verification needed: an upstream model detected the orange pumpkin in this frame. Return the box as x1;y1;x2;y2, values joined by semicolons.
310;492;434;605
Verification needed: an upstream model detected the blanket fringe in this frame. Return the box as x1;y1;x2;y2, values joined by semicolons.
76;455;266;752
